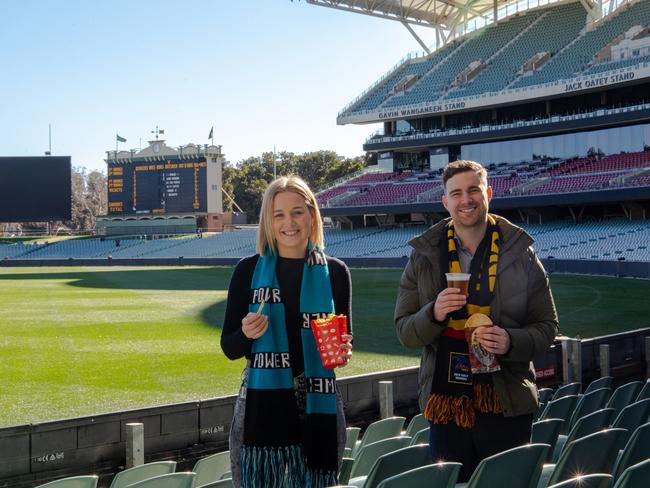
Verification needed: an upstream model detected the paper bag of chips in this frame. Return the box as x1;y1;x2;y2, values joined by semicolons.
464;313;501;374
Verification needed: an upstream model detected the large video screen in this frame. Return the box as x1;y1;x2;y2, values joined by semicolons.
0;156;72;222
107;159;208;215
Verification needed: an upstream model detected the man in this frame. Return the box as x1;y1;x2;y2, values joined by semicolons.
394;160;558;481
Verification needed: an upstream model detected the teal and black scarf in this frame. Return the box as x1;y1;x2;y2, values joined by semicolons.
241;243;338;487
425;215;502;428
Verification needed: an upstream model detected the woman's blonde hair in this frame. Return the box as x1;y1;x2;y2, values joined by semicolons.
256;175;324;255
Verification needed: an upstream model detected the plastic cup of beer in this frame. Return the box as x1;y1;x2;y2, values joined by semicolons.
446;272;471;296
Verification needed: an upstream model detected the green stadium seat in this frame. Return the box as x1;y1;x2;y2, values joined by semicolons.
634;379;650;402
551;409;616;462
538;428;627;488
403;414;428;437
606;382;644;415
539;389;554;404
191;451;230;488
338;457;355;485
531;419;564;461
353;417;406;457
196;479;233;488
36;476;99;488
584;376;613;394
347;444;430;488
408;427;429;446
547;474;612;488
611;399;650;443
375;462;461;488
567;388;612;431
540;395;580;434
611;421;650;482
348;436;411;480
552;383;582;401
345;427;361;452
124;472;195;488
613;458;650;488
461;443;549;488
109;461;177;488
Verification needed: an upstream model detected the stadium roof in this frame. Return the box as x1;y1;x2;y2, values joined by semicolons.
307;0;605;50
307;0;506;28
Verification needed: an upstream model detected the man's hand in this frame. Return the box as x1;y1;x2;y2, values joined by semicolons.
433;287;467;322
474;325;510;355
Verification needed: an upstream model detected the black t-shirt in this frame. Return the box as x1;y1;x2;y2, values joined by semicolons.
220;254;352;376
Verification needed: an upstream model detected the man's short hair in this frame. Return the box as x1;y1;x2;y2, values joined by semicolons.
442;160;488;189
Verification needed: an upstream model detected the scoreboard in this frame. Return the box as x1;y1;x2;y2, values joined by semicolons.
107;159;210;215
0;156;71;222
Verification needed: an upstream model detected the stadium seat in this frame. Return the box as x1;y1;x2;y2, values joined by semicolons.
612;458;650;488
345;427;361;452
195;479;233;488
552;383;582;401
538;428;627;488
352;417;406;457
191;451;230;488
611;399;650;443
566;388;612;431
124;472;195;488
634;379;650;402
583;376;613;395
109;461;177;488
36;476;99;488
540;395;580;433
610;421;650;482
539;389;554;404
374;462;462;488
606;382;644;415
531;419;565;461
462;443;549;488
546;474;613;488
535;402;547;422
408;427;429;446
339;457;355;485
347;444;430;488
403;414;428;437
348;436;411;480
551;408;616;462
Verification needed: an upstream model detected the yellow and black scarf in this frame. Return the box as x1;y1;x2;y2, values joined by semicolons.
424;215;502;428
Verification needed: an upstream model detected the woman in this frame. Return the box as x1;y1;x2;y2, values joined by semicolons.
221;175;353;488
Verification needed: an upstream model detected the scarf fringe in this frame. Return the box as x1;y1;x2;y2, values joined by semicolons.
424;383;501;428
305;468;338;488
424;393;475;428
241;445;305;488
473;382;502;414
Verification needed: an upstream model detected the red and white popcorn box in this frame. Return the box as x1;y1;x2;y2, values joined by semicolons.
310;314;348;369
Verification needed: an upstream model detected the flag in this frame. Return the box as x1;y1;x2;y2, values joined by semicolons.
208;126;213;140
116;134;127;143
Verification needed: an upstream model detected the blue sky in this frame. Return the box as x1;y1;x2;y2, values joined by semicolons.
0;0;423;172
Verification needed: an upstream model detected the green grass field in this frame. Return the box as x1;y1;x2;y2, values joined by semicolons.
1;266;649;427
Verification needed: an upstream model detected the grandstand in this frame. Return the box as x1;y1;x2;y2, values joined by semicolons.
3;219;650;262
299;0;650;248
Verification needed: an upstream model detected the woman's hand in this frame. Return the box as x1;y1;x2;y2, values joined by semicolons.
242;312;268;339
338;334;353;367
